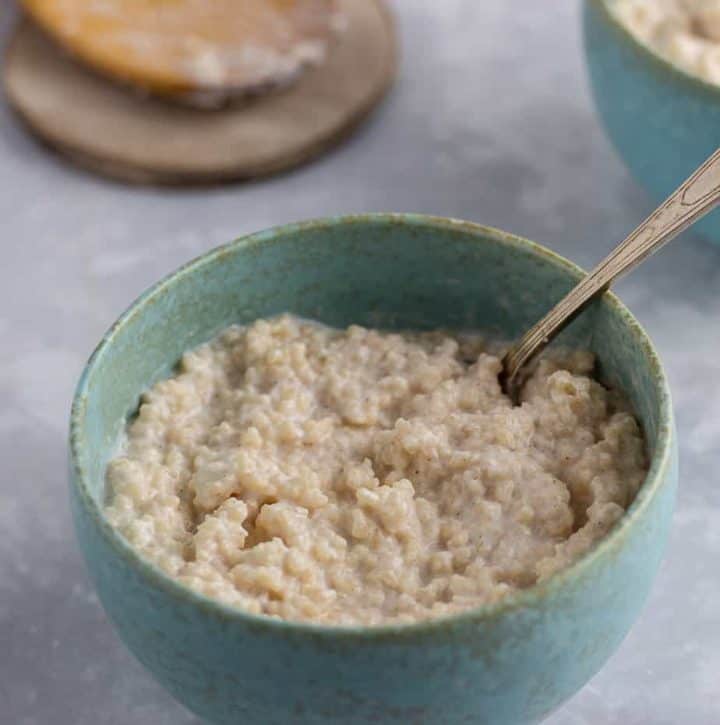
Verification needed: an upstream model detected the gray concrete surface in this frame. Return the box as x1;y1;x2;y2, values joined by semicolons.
1;1;718;723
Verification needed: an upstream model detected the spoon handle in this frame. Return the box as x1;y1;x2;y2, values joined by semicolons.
503;146;720;400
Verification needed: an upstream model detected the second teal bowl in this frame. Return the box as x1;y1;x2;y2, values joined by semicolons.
69;215;677;725
584;0;720;244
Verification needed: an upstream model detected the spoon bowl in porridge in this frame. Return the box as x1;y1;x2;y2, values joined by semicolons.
70;215;676;725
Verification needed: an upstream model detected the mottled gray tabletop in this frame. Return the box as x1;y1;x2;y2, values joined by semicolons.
1;1;719;723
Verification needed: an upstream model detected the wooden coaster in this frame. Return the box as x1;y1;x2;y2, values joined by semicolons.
3;0;396;185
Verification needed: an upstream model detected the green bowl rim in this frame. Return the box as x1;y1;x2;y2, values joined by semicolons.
69;213;675;640
588;0;720;100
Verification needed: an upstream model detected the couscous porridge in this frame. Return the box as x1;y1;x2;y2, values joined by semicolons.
105;315;647;625
612;0;720;85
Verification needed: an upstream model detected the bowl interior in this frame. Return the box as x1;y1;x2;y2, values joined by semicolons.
73;215;668;511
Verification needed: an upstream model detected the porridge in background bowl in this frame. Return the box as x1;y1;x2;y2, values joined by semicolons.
612;0;720;84
105;314;648;626
584;0;720;245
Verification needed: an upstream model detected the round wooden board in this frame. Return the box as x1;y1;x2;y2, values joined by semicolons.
3;0;396;185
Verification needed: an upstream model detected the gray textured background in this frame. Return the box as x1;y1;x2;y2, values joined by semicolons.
1;1;718;723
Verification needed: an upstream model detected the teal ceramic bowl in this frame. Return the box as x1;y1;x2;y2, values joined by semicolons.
69;215;677;725
584;0;720;244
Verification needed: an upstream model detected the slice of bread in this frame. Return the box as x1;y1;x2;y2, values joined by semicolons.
22;0;341;105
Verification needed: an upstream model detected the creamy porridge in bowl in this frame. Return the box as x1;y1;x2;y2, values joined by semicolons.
612;0;720;84
70;216;675;724
585;1;720;245
105;314;647;625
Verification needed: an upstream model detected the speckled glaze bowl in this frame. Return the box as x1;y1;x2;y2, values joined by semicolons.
69;215;677;725
584;0;720;244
